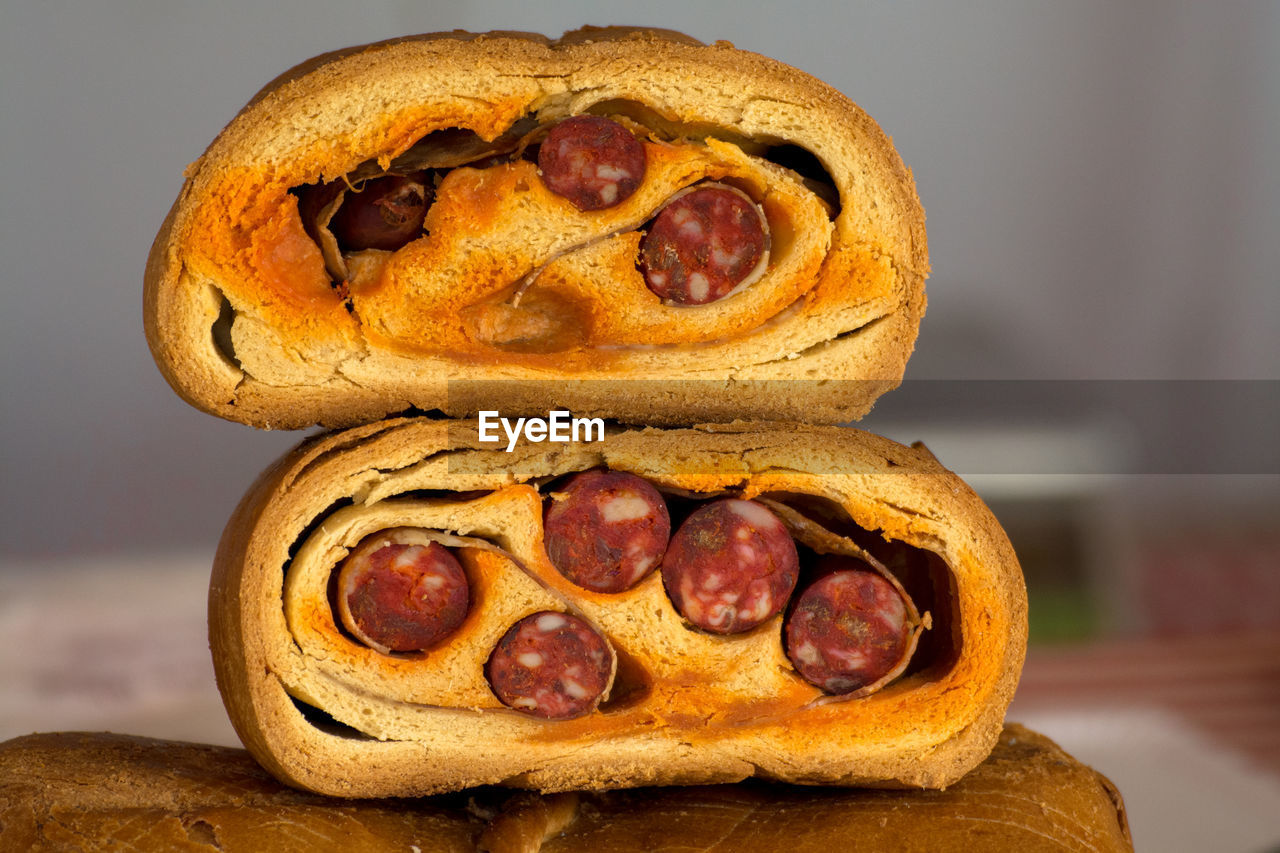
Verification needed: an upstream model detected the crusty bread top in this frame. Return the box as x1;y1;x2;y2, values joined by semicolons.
0;731;485;851
210;419;1025;797
145;27;927;429
524;723;1134;852
0;725;1131;852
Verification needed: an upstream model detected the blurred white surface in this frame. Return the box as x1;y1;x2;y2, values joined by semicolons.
1017;708;1280;853
0;553;238;748
2;2;1278;557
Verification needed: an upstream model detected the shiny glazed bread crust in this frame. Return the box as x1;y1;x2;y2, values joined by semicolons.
145;27;927;429
0;725;1131;852
209;419;1025;797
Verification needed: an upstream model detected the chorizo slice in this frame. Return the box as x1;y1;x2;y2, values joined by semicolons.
661;498;799;634
785;557;913;694
543;469;671;593
327;172;433;252
640;184;769;305
537;115;647;210
335;530;470;654
486;611;615;720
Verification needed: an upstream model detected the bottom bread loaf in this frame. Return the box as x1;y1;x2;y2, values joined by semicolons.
211;419;1027;796
0;724;1132;852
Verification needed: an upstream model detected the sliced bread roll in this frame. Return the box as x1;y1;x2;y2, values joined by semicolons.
145;27;928;429
209;419;1025;797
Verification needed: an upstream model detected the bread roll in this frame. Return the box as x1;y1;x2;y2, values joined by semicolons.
0;725;1132;852
144;27;928;430
0;731;486;851
209;418;1025;797
507;723;1135;852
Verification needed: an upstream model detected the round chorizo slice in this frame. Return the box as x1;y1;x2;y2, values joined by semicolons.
785;561;912;694
543;469;671;593
640;184;769;305
661;498;799;634
328;171;432;251
538;115;646;211
335;531;469;654
486;611;615;720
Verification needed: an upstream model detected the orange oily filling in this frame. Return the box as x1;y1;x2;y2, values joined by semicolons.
352;139;831;354
185;137;838;366
185;171;353;339
274;489;995;746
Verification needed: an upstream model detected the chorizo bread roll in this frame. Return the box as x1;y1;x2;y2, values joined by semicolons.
0;725;1132;852
210;418;1026;797
145;27;928;429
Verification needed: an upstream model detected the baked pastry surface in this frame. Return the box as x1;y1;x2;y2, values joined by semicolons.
0;725;1131;852
145;27;928;429
209;418;1025;797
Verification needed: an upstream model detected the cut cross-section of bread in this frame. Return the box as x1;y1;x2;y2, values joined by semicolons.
145;27;928;429
210;419;1024;797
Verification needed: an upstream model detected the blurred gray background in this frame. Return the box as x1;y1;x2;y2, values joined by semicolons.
2;4;1279;849
1;1;1276;558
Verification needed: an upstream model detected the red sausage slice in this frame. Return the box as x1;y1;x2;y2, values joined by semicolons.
336;531;469;654
538;115;646;211
544;469;671;593
640;184;768;305
486;611;615;720
661;499;799;634
785;562;911;694
328;172;432;251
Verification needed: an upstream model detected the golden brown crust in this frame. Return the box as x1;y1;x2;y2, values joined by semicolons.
0;726;1130;852
209;418;1025;797
533;724;1133;852
0;731;485;851
145;27;927;430
479;792;582;853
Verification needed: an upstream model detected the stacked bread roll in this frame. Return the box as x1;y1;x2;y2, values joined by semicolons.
122;24;1127;850
0;725;1132;851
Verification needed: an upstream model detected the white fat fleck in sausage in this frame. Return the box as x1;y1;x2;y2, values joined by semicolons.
687;273;710;302
793;642;821;667
600;493;656;523
536;613;568;632
561;678;590;700
726;498;785;530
